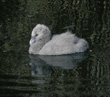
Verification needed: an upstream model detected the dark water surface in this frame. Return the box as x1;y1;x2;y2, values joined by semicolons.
0;50;110;97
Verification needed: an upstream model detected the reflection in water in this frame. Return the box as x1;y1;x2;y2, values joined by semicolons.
28;52;89;96
29;52;88;77
29;58;52;78
30;62;51;78
39;52;88;69
30;52;88;70
0;50;110;96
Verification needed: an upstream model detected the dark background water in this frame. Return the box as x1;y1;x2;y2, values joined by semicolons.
0;0;110;96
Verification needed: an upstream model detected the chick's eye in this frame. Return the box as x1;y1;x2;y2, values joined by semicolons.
35;34;38;36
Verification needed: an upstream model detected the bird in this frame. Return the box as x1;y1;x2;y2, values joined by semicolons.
29;24;89;55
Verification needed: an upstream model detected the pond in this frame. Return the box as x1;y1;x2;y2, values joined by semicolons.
0;49;110;96
0;0;110;97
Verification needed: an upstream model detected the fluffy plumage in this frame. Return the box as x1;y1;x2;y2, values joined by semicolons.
29;24;89;55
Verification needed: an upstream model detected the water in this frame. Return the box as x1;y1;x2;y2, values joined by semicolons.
0;0;110;96
0;50;110;97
